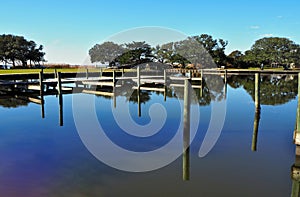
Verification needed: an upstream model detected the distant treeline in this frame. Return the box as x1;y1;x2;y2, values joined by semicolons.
89;34;300;69
2;33;300;69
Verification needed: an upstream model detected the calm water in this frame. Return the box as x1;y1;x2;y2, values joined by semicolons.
0;74;298;197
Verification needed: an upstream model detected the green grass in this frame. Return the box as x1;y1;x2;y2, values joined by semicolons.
0;68;105;74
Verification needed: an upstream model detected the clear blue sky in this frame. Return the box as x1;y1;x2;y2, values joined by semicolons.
1;0;299;64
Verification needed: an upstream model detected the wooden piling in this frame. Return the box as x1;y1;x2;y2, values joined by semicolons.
164;69;167;86
137;66;141;87
297;73;300;132
113;70;116;85
295;73;300;145
291;180;300;197
183;79;191;181
86;68;89;79
99;68;102;78
57;72;62;95
255;73;260;109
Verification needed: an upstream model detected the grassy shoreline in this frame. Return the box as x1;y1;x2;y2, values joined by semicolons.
0;67;298;75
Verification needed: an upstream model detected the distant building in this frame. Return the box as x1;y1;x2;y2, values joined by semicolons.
91;61;109;68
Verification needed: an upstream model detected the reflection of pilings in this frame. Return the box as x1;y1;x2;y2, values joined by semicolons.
252;107;260;151
39;71;45;119
183;80;191;181
294;73;300;145
59;91;63;126
224;70;227;99
113;85;116;109
57;72;63;126
137;89;141;117
164;86;167;102
252;73;261;151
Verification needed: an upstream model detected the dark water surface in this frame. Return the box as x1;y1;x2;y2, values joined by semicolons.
0;74;298;197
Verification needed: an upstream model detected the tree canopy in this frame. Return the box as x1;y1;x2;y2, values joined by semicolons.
89;41;124;63
0;34;45;68
243;37;300;67
89;35;300;69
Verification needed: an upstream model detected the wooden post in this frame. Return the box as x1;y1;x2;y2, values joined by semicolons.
99;68;102;78
113;70;116;85
122;67;124;77
183;79;191;181
86;68;89;79
297;73;300;132
291;145;300;197
164;69;167;86
200;69;203;97
291;180;300;197
255;73;260;109
39;71;45;118
295;73;300;145
57;72;62;95
137;66;141;88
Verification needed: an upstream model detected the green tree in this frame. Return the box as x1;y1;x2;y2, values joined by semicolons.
114;41;153;66
89;41;124;63
192;34;228;66
227;50;248;68
0;34;45;68
243;37;300;67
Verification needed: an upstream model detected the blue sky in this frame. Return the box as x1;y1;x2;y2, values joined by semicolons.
1;0;299;64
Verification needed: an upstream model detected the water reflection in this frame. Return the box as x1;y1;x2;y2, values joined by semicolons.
228;74;298;105
252;73;261;152
0;72;299;196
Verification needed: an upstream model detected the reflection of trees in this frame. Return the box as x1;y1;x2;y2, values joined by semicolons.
127;90;151;104
0;97;28;108
228;74;298;105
